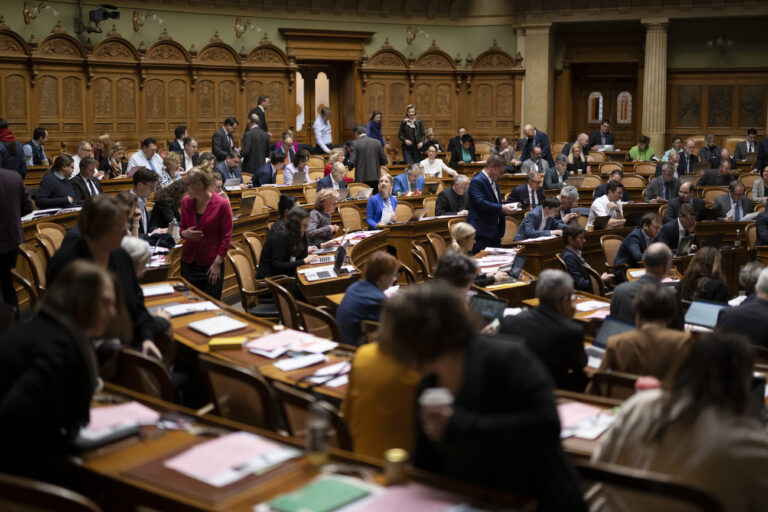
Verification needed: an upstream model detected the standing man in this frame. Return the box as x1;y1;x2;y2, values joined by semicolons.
70;140;93;177
23;127;49;167
169;126;187;154
212;117;238;162
0;167;33;309
735;129;757;161
435;174;469;216
348;123;388;189
466;154;518;251
70;157;103;204
240;114;270;175
517;124;554;167
313;107;334;154
215;151;243;184
588;120;615;150
678;138;699;175
248;95;271;137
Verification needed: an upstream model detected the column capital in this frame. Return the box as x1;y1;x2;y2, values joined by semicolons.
641;18;669;30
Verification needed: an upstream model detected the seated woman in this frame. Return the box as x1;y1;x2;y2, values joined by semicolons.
566;141;588;175
422;127;443;153
258;206;318;278
678;246;729;303
36;154;76;208
365;174;398;229
149;178;185;232
420;145;456;178
99;141;128;179
163;150;183;181
378;282;585;511
308;188;340;247
283;149;311;185
751;165;768;203
336;251;399;346
324;147;345;176
449;133;475;167
268;194;298;236
628;135;655;162
0;260;116;478
448;221;510;285
592;333;768;511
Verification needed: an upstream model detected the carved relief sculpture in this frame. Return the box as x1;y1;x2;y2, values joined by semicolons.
5;75;27;117
117;78;135;117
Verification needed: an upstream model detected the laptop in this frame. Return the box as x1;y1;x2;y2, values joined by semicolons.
693;162;712;174
223;178;242;191
237;195;256;217
745;152;757;164
593;215;612;230
408;208;428;222
303;245;347;282
701;232;724;248
314;231;350;258
566;176;585;188
592;316;636;349
354;188;373;200
291;172;308;186
676;235;694;256
625;212;645;227
595;145;614;152
421;182;439;194
469;295;508;323
696;208;720;222
335;188;350;201
684;299;728;332
499;254;526;280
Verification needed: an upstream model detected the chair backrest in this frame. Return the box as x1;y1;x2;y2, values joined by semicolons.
198;354;284;432
739;173;759;191
702;186;729;204
361;320;381;344
754;202;766;213
581;174;604;189
589;151;606;163
264;276;302;329
241;189;268;215
746;223;757;250
552;141;566;155
339;205;363;231
556;253;604;296
622;174;646;189
34;232;57;262
500;217;520;246
399;263;417;284
347;183;370;196
474;141;492;155
166;245;182;277
426;232;446;260
241;172;253;184
36;221;67;239
690;135;706;154
634;161;657;177
447;217;464;231
600;234;625;267
600;162;624;175
423;196;437;217
17;243;46;294
297;301;340;341
303;185;317;205
228;248;259;309
270;381;353;451
658;204;668;221
242;232;264;267
0;473;103;512
111;349;174;401
256;187;281;209
307;155;326;169
589;370;640;400
394;201;414;222
724;136;744;157
309;169;325;180
410;242;431;281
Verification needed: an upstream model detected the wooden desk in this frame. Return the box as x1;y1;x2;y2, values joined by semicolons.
497;174;529;196
622;202;664;220
22;210;79;244
555;390;621;461
484;272;537;305
100;177;134;195
386;216;457;272
228;185;306;211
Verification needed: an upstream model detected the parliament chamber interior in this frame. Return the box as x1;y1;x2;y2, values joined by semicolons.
1;0;768;510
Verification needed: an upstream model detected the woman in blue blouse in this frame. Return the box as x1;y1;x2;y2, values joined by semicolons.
366;174;398;229
365;111;386;147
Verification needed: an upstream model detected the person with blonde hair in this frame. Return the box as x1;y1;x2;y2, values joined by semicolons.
366;173;398;229
93;133;113;162
566;142;588;175
448;221;510;286
163;150;183;181
308;188;340;247
99;141;127;179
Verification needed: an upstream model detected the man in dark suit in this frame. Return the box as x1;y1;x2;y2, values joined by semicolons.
212;117;238;162
446;127;466;154
435;174;469;216
466;155;517;251
215;151;242;183
70;157;103;205
177;136;200;171
316;162;348;191
560;223;613;292
658;203;698;253
513;197;563;241
517;124;554;167
500;269;587;391
663;182;705;223
507;170;545;207
644;163;680;202
735;129;758;161
710;148;737;171
449;133;477;168
240;114;270;174
0;167;33;308
168;125;187;154
696;160;736;187
755;137;768;174
713;181;752;221
756;210;768;246
588;120;615;150
678;138;699;175
614;213;661;267
593;169;631;203
348;123;388;188
560;133;590;158
250;151;285;187
247;95;270;137
717;267;768;349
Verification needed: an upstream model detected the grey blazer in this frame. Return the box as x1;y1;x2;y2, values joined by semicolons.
521;158;549;176
644;176;681;202
349;135;388;183
307;209;334;247
752;178;766;202
713;193;753;219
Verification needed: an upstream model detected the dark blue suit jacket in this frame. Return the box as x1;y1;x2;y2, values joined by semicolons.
250;163;276;187
614;226;652;266
717;297;768;349
335;280;386;346
756;211;768;246
517;130;554;167
513;206;561;241
169;139;183;154
657;218;698;252
467;172;505;250
678;153;699;175
215;160;242;182
588;131;615;149
507;183;545;206
561;248;591;291
35;172;75;208
316;174;348;191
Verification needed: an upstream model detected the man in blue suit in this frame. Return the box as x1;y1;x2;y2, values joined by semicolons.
561;223;614;291
516;124;554;167
513;197;563;241
392;164;425;196
215;151;242;183
250;151;285;187
317;162;348;191
467;154;517;252
614;213;661;267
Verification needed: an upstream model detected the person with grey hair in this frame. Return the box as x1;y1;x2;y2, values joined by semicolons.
644;162;680;203
392;163;425;196
544;154;569;190
557;185;580;224
433;251;478;293
316;161;348;191
71;140;94;178
121;236;152;279
500;269;587;391
435;173;469;216
521;145;550;176
738;261;764;304
508;169;545;207
717;266;768;349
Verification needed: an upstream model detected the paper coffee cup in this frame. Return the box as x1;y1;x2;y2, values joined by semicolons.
419;387;454;411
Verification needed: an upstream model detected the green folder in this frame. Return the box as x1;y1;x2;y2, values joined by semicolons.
268;477;371;512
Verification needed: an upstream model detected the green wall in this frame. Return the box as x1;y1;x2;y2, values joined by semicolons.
667;18;768;69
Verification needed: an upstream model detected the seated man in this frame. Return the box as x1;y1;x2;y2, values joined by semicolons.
392;163;425;196
657;203;698;253
588;120;614;150
250;151;285;187
737;261;763;304
717;266;768;349
544;154;570;189
520;145;550;176
500;269;587;391
507;170;544;208
556;185;581;225
560;223;613;292
594;282;693;389
713;180;752;221
710;148;737;170
699;133;721;164
215;150;243;183
316;161;348;191
663;181;705;223
435;174;469;216
587;180;625;227
734;128;758;161
756;209;768;246
678;137;699;175
594;169;631;202
697;159;735;187
644;163;680;203
513;196;563;241
614;213;661;267
654;149;681;177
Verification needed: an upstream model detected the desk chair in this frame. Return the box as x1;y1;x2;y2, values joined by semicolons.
600;234;626;276
111;348;174;402
16;243;46;304
241;172;252;184
600;162;624;175
552;141;566;155
256;187;281;209
242;232;264;268
0;473;103;512
34;232;57;262
307;155;326;169
622;174;646;189
589;151;606;163
556;252;606;296
500;217;520;247
347;183;370;197
739;173;759;191
264;276;303;330
303;185;317;205
423;195;436;217
399;263;417;284
394;201;414;222
447;217;464;231
227;248;280;320
426;232;447;260
361;320;381;344
581;175;604;189
746;224;757;250
36;222;67;248
702;186;729;204
297;301;340;342
634;161;657;177
241;190;269;215
339;205;363;231
411;241;432;281
589;369;640;400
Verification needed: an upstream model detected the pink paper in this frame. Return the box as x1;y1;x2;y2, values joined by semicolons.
585;309;610;320
87;401;160;431
246;329;307;351
557;402;603;429
353;483;461;511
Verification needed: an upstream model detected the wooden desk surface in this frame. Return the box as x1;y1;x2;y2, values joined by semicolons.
555;390;621;461
523;291;610;326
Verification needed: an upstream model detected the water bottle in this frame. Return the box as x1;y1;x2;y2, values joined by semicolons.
169;219;180;241
735;229;741;248
306;400;329;466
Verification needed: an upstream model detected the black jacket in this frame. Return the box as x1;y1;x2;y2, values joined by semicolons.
248;106;268;134
663;197;706;223
449;144;476;168
241;126;271;173
588;130;615;149
70;174;104;205
257;228;308;278
36;172;75;208
657;218;698;252
561;248;592;292
717;298;768;349
435;186;468;216
148;198;180;232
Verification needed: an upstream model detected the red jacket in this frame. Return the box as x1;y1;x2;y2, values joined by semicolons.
180;192;233;267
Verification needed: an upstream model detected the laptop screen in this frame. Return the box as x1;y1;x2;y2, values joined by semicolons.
592;316;636;348
469;295;508;322
684;300;727;328
333;245;347;273
507;255;526;279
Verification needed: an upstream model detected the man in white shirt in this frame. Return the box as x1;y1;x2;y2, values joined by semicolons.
588;180;624;226
128;138;169;187
313;107;334;154
71;140;94;178
23;127;48;166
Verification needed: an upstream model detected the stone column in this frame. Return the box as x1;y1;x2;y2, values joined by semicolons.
641;20;669;155
519;23;553;137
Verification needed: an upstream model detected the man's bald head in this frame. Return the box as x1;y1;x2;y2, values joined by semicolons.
643;242;673;278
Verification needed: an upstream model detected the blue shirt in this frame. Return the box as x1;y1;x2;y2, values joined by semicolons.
336;280;386;345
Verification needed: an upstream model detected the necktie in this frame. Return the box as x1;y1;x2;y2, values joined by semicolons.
734;202;741;221
147;157;156;172
227;133;233;149
530;189;537;207
87;179;97;196
663;183;670;200
748;143;753;153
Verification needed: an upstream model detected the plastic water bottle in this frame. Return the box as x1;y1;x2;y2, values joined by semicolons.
306;400;329;466
169;219;180;241
735;229;741;248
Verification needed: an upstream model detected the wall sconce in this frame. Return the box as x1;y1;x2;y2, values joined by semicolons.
706;35;733;55
132;10;163;32
406;25;429;45
23;1;58;24
235;17;262;38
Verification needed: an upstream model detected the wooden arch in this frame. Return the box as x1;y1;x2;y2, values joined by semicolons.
35;23;86;59
144;29;190;63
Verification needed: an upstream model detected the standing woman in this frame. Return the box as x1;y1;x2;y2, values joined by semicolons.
36;154;76;208
180;167;233;299
308;188;341;247
0;117;27;177
566;142;588;175
398;105;425;165
366;111;386;147
366;173;398;229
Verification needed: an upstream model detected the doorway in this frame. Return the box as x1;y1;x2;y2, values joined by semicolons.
295;62;356;147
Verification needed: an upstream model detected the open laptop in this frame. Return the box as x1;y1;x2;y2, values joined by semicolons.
696;208;720;222
565;176;585;188
303;245;347;282
354;188;373;200
592;316;636;349
499;254;526;280
469;295;508;323
237;195;256;217
625;212;645;227
684;299;728;332
676;235;694;256
593;215;612;230
421;182;439;194
335;188;350;201
595;145;614;152
693;162;712;174
314;231;349;258
223;178;242;191
408;208;428;222
291;172;308;186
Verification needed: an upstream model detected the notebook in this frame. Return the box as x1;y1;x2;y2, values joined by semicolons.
188;316;248;336
269;477;371;512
